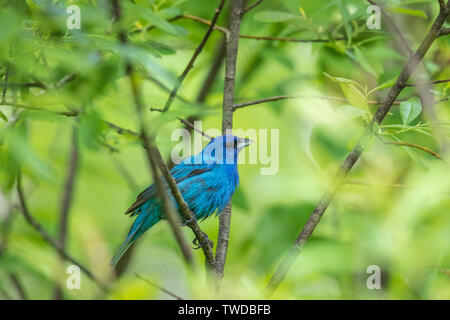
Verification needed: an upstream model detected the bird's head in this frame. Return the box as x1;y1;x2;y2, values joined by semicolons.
201;135;252;164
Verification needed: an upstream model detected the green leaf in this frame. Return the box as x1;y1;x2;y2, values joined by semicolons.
389;7;427;19
254;11;298;23
337;1;352;44
368;78;396;95
323;72;364;90
0;110;7;122
354;47;377;77
336;105;368;119
339;83;368;111
360;134;375;151
123;2;180;36
400;97;422;125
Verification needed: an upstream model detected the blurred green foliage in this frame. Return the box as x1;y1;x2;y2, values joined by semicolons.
0;0;449;300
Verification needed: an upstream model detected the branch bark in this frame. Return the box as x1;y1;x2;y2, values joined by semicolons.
214;0;245;287
54;128;79;299
265;1;450;295
383;141;444;161
16;173;108;292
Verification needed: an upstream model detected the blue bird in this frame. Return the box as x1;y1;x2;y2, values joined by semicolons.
111;135;252;267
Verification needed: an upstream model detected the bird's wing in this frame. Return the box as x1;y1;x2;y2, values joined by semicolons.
124;161;214;215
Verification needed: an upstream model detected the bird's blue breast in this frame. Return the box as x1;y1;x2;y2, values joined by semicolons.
176;163;238;220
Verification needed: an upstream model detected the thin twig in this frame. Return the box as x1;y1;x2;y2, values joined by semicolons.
162;0;226;113
53;128;79;299
242;0;264;15
151;146;216;270
234;94;400;109
439;28;450;36
135;273;184;300
383;141;444;160
16;173;108;292
265;1;450;295
9;273;28;300
239;34;344;42
161;14;344;43
345;180;408;189
405;79;450;86
214;0;245;288
2;63;10;104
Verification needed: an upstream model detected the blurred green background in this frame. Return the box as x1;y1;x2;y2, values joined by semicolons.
0;0;449;299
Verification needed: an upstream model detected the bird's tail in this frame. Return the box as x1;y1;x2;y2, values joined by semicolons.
110;236;134;268
110;212;159;268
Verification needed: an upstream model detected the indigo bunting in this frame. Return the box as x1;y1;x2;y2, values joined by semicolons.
111;135;252;267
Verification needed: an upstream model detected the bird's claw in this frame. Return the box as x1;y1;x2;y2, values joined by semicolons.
192;233;214;250
183;215;197;226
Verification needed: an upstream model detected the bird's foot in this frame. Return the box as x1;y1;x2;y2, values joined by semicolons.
183;215;197;226
192;232;214;250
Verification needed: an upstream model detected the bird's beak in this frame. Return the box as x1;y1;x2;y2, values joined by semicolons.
237;137;253;151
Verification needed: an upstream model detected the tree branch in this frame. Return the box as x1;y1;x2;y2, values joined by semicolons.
2;62;10;104
265;1;450;295
234;93;448;109
135;273;184;300
162;0;226;113
242;0;264;15
405;79;450;86
160;14;344;43
383;140;444;161
149;148;216;270
9;273;28;300
214;0;245;287
112;0;195;267
438;28;450;36
16;173;108;292
53;128;79;299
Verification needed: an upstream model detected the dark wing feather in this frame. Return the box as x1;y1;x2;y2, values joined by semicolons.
124;162;214;215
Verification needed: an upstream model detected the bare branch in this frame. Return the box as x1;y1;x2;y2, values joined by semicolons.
196;39;227;103
162;0;226;113
239;34;344;42
243;0;264;15
265;1;450;295
405;79;450;86
135;273;184;300
215;0;245;287
439;28;450;36
54;128;79;299
383;140;444;160
16;173;108;292
233;94;401;109
163;14;344;43
9;273;28;300
150;147;216;270
2;63;10;104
